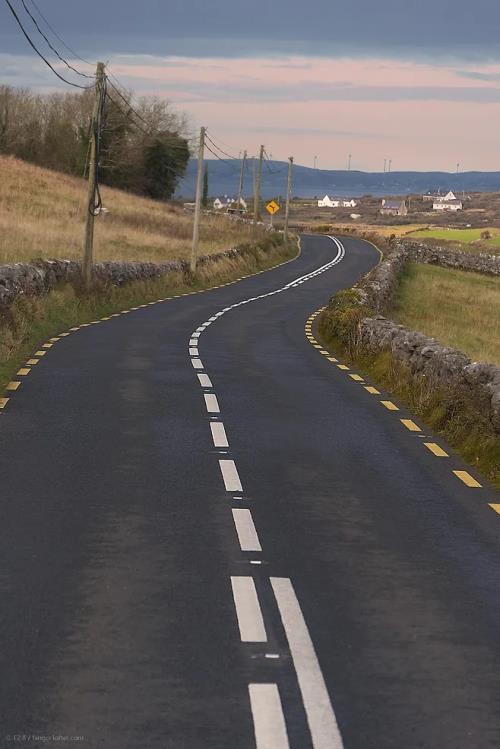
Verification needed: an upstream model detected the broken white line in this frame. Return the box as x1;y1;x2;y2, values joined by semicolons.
249;684;289;749
219;459;243;492
204;393;220;413
231;576;267;642
210;421;229;447
232;508;262;552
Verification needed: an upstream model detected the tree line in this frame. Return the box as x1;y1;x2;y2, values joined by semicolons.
0;84;191;200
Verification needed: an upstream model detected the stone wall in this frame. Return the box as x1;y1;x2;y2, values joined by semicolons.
342;239;500;432
0;247;246;312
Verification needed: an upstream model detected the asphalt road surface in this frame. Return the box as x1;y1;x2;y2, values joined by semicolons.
1;234;500;749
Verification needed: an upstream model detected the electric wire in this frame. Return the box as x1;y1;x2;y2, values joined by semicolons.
28;0;94;67
2;0;95;89
205;133;240;161
19;0;94;78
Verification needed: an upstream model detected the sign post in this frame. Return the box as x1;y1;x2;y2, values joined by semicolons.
266;200;280;227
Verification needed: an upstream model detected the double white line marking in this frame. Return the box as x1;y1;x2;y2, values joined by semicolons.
189;237;346;748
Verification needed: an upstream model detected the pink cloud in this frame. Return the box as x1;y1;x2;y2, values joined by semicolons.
109;54;500;170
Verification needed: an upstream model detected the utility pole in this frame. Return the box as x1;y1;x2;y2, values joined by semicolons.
83;61;105;288
254;144;264;225
388;159;392;173
237;150;247;210
347;153;352;171
284;156;294;245
190;126;206;274
384;159;387;173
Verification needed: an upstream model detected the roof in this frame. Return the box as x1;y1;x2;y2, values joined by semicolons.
382;200;405;210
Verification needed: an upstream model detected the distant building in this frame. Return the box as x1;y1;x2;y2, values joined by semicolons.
227;197;248;214
433;196;463;212
380;199;408;217
213;195;235;210
318;195;340;208
318;195;357;208
424;190;457;202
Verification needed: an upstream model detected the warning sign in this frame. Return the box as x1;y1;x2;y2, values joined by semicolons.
266;200;280;215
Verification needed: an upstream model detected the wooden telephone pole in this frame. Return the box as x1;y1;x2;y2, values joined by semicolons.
254;145;264;225
83;61;106;288
191;126;206;274
284;156;293;245
237;150;247;212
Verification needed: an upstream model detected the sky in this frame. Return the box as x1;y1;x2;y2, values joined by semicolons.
1;0;500;171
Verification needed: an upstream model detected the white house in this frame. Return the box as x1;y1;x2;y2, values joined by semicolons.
213;195;235;210
318;195;340;208
342;199;358;208
433;196;463;211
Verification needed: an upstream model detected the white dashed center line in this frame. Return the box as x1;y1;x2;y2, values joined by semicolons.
231;577;267;642
197;373;213;388
189;236;347;749
232;508;262;552
219;459;243;492
249;684;290;749
204;394;220;413
210;421;229;447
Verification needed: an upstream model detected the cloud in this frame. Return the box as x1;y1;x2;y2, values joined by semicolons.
1;0;500;61
457;70;500;82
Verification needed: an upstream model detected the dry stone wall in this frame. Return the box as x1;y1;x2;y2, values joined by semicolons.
0;247;245;312
349;240;500;432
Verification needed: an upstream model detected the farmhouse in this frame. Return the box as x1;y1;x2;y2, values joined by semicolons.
318;196;357;208
433;194;463;212
213;196;234;210
318;195;340;208
380;199;408;217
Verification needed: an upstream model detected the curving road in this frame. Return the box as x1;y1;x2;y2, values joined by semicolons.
1;234;499;748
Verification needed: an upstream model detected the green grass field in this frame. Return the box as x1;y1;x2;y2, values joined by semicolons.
392;263;500;366
408;227;500;248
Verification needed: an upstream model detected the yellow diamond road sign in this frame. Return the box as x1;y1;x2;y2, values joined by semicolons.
266;200;280;215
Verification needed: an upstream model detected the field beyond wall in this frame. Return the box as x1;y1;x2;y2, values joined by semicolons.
0;155;255;265
392;263;500;366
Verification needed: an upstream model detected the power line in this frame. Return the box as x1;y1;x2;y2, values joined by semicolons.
2;0;95;89
204;142;242;174
19;0;94;78
105;91;196;189
205;133;240;161
28;0;94;67
105;90;192;153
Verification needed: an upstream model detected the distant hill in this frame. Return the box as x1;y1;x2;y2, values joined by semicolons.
175;158;500;200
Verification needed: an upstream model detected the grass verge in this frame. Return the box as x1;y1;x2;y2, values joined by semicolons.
0;234;297;390
392;263;500;366
318;290;500;489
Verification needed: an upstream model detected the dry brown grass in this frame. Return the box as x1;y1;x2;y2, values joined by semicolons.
392;263;500;366
0;155;256;264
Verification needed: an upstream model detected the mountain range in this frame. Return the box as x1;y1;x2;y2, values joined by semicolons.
175;158;500;200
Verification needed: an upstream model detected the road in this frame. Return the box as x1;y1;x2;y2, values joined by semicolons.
1;234;500;748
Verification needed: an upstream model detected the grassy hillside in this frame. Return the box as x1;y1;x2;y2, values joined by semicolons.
392;263;500;365
0;155;254;265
